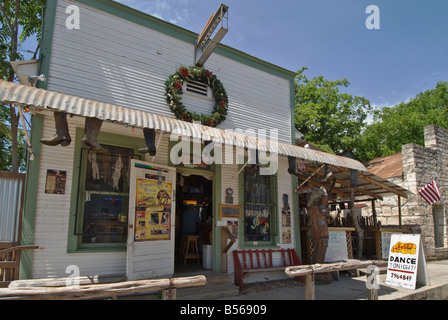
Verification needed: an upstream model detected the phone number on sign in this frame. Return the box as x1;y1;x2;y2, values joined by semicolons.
389;272;413;282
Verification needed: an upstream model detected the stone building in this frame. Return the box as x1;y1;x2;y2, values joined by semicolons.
365;125;448;260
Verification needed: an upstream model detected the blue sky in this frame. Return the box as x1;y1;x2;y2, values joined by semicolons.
17;1;447;111
114;0;448;110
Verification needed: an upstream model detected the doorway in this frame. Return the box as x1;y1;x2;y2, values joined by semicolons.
175;173;214;274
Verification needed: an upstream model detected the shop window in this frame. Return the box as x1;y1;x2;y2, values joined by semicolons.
75;145;139;245
433;205;446;248
243;166;276;242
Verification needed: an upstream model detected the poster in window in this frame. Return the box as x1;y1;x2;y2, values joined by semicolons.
134;178;172;241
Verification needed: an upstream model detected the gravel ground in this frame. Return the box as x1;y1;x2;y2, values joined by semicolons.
240;278;304;295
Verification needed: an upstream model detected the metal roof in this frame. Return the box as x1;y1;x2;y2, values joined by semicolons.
0;80;367;172
0;80;414;200
364;153;404;179
328;168;411;201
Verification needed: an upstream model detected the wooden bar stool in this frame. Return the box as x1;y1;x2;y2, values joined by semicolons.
183;235;200;266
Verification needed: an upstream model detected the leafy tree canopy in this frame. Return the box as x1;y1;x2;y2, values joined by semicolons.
357;81;448;161
294;67;371;156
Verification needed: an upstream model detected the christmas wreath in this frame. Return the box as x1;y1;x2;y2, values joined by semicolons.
165;66;228;127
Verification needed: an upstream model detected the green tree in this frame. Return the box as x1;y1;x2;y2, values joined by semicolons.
295;67;371;156
357;81;448;161
0;0;45;172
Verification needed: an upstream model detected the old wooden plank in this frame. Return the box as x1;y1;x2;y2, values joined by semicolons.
0;275;206;300
285;259;387;277
0;262;17;269
9;274;127;289
0;246;39;255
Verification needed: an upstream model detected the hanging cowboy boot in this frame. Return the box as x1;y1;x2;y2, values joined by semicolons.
138;128;157;156
82;117;105;151
40;111;72;146
287;156;298;175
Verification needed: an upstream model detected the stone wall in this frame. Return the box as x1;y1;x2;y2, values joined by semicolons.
368;125;448;260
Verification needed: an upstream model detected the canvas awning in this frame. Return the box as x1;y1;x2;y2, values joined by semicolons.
0;80;411;201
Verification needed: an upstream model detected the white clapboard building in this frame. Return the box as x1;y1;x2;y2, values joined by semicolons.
1;0;369;284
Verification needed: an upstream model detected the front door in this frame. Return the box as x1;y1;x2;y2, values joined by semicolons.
126;160;176;280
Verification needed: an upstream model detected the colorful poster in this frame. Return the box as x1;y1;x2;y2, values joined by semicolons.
45;169;67;194
134;178;172;241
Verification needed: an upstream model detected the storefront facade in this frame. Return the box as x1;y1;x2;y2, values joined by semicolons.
15;0;294;280
7;0;368;281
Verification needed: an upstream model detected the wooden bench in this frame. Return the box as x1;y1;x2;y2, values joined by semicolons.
232;248;302;290
0;246;39;288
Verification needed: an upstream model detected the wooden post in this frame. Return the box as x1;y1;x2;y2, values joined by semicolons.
286;259;388;300
221;227;228;273
398;196;402;228
366;267;378;300
371;200;377;228
162;288;177;300
304;274;315;300
367;286;378;300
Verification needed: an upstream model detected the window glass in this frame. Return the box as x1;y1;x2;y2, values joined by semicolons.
244;166;273;242
78;145;137;244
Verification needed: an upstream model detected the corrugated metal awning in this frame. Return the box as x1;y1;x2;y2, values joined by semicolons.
0;79;367;172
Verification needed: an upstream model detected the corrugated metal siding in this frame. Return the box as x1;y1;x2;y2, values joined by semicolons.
48;0;293;144
0;173;24;243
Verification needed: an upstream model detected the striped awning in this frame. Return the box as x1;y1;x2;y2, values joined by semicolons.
0;79;366;172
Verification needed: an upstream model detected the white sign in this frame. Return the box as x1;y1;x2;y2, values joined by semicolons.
386;234;429;290
325;230;348;262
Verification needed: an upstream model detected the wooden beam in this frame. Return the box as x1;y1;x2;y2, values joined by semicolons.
339;168;408;199
0;275;207;300
358;172;408;198
0;262;17;269
304;165;382;200
0;245;39;255
297;175;351;199
285;259;387;277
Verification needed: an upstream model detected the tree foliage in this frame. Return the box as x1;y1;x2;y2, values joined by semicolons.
294;67;371;156
356;81;448;161
0;0;45;172
295;65;448;163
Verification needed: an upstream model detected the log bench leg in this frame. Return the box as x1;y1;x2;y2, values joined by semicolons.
305;274;315;300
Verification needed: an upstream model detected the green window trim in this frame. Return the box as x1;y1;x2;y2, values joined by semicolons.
67;128;144;253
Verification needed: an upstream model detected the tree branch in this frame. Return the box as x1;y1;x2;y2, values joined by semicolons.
0;3;14;32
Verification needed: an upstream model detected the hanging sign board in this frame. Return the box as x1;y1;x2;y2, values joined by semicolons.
386;234;429;289
325;230;349;262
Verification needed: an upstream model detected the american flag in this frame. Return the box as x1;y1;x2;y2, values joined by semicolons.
418;179;441;205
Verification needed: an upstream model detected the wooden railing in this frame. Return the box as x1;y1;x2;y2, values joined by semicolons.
0;275;206;300
0;245;39;288
285;259;388;300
